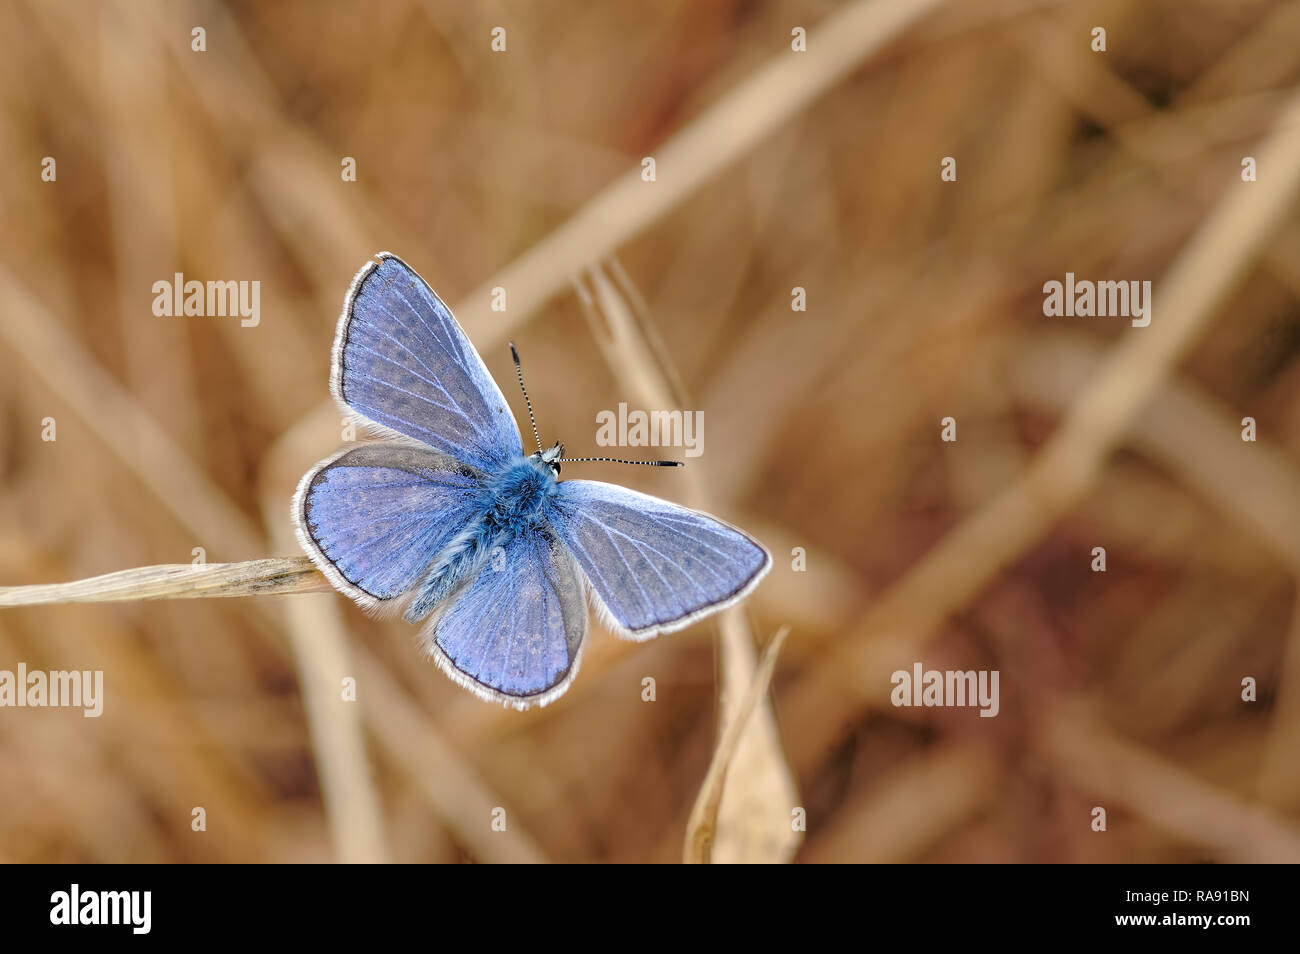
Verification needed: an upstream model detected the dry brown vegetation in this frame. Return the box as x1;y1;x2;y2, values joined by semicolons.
2;0;1300;863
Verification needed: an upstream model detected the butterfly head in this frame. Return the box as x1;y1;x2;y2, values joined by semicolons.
531;441;564;477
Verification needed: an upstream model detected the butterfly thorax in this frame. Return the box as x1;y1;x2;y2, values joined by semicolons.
480;456;558;532
402;455;557;623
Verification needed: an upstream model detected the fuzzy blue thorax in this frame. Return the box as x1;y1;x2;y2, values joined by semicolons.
479;456;559;531
403;454;558;622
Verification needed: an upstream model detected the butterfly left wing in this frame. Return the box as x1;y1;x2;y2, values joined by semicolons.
547;480;771;640
333;252;522;472
293;442;485;610
420;525;588;709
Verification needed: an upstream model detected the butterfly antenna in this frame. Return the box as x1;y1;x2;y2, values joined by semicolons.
558;456;683;467
509;341;543;454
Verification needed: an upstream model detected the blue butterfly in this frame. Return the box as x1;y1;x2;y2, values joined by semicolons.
293;252;771;709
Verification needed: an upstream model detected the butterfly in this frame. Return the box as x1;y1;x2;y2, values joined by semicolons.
293;252;771;709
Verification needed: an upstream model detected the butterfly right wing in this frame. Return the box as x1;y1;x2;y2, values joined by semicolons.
293;442;484;610
547;479;771;640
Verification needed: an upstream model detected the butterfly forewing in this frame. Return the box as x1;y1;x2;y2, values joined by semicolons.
333;252;522;471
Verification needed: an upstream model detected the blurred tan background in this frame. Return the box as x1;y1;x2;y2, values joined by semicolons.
3;0;1300;862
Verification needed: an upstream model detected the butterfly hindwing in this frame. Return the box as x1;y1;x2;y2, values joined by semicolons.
333;252;522;472
293;442;484;608
547;479;771;640
421;524;587;708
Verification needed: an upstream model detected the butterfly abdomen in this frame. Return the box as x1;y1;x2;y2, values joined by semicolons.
403;520;500;622
402;456;558;623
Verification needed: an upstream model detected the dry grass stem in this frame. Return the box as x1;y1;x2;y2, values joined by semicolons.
683;626;791;864
0;558;326;608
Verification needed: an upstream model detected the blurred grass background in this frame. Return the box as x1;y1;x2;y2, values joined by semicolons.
2;0;1300;862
